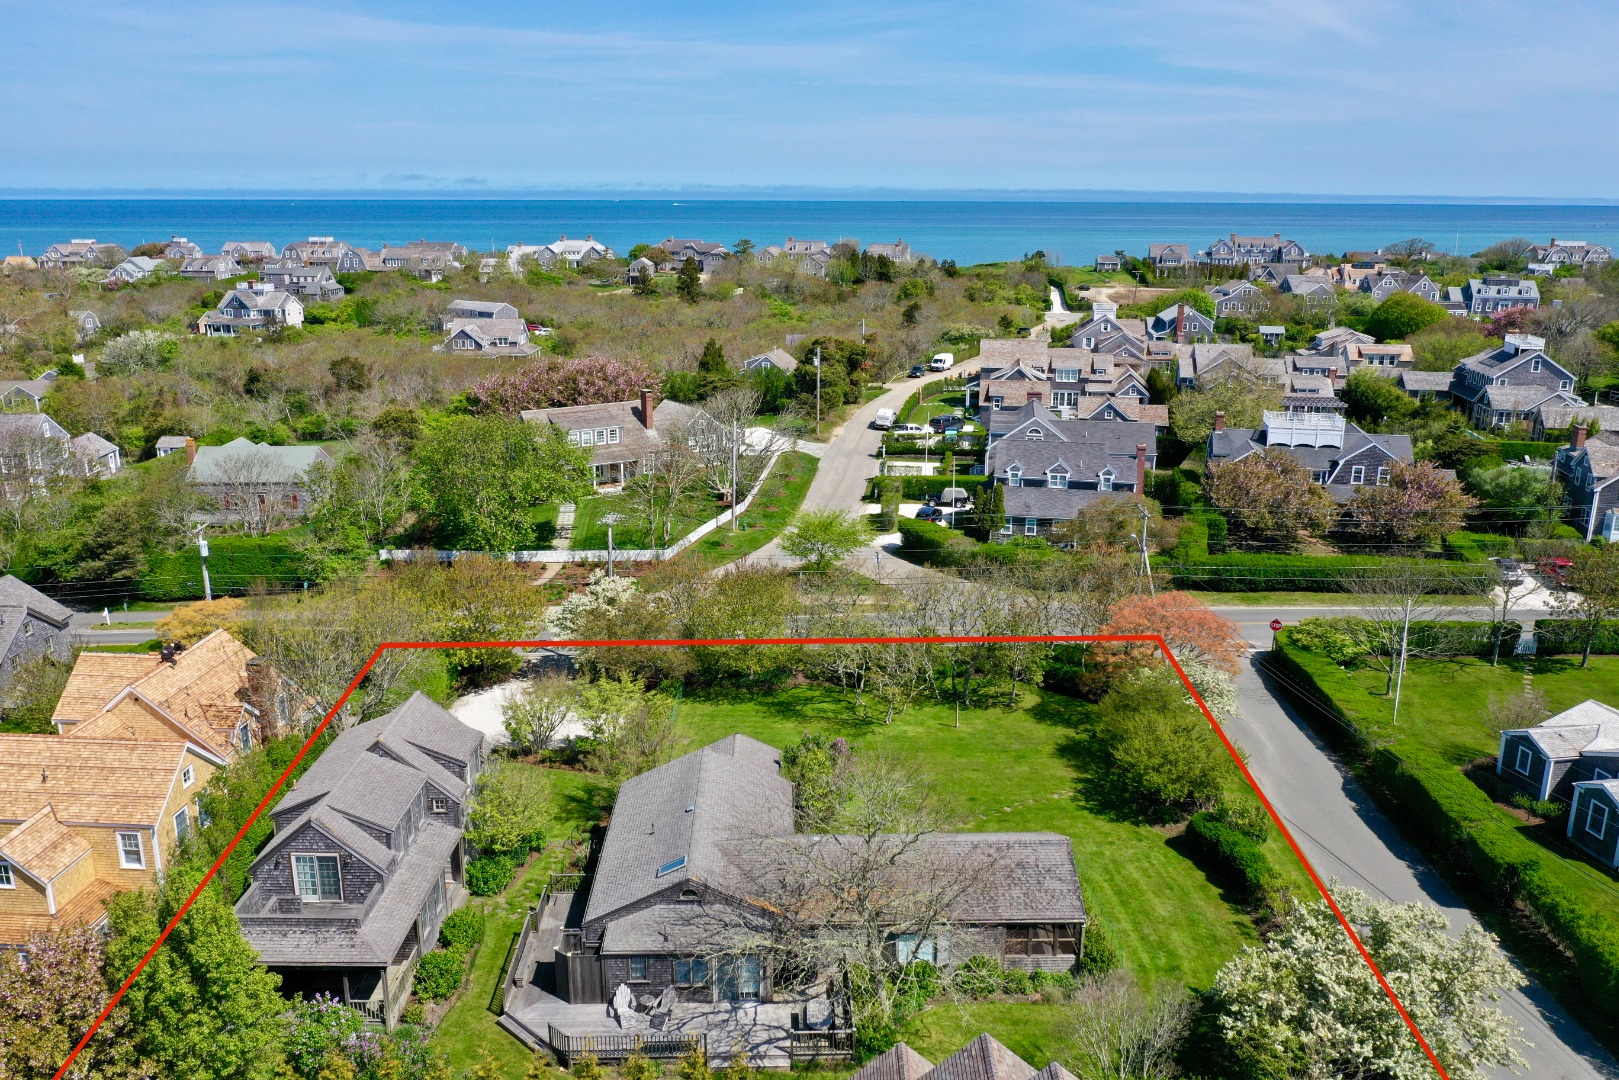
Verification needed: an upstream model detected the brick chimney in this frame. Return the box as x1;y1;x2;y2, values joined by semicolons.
1214;410;1225;433
640;388;655;430
1176;303;1187;343
1573;423;1589;450
185;436;197;465
1135;443;1148;492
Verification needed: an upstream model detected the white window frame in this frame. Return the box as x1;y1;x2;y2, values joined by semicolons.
1561;380;1572;391
1587;799;1609;839
1531;358;1542;372
0;861;13;889
181;766;194;788
1376;467;1390;485
1024;517;1038;536
118;831;145;869
1025;428;1043;440
430;797;449;814
607;427;621;444
292;853;343;902
173;807;190;841
1098;469;1115;492
1048;469;1069;489
1350;465;1365;484
1514;744;1533;775
1006;466;1023;487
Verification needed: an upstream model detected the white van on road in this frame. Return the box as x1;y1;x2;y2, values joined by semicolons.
929;352;955;371
871;408;897;430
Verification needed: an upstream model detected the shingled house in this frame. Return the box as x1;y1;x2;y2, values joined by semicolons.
1207;411;1413;502
521;390;709;488
234;694;484;1026
0;575;72;693
1554;425;1619;540
501;735;1085;1064
984;408;1157;538
852;1036;1076;1080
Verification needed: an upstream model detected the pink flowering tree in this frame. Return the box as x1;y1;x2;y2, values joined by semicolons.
469;355;659;414
1345;461;1477;546
0;925;118;1079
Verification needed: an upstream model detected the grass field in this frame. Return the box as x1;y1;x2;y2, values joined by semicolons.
676;451;819;569
570;492;711;551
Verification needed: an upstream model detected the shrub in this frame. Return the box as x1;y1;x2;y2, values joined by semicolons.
998;966;1033;995
1185;812;1279;906
439;905;485;950
412;946;468;1001
1288;617;1369;665
465;852;521;896
896;517;980;567
399;1001;425;1026
949;955;1005;998
1442;530;1515;562
1077;919;1119;977
1534;619;1619;657
853;1021;900;1063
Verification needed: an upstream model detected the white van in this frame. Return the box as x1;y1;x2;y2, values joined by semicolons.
929;352;955;371
871;408;897;430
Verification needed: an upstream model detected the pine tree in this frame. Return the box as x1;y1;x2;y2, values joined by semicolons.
675;1044;711;1080
571;1050;606;1080
677;258;702;302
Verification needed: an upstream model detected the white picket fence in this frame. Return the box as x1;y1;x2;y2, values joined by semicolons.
381;452;784;566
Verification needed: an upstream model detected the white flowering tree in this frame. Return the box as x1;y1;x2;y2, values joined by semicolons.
1210;888;1527;1080
1175;658;1239;720
544;568;641;638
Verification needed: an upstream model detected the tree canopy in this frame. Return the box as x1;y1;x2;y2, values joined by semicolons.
1168;378;1284;445
1364;291;1449;342
1203;450;1338;545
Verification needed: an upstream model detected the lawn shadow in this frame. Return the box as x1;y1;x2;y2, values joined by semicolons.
1033;691;1172;827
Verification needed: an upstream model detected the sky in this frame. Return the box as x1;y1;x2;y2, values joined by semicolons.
3;1;1618;199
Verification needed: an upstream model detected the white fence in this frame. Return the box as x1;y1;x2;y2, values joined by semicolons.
381;452;784;566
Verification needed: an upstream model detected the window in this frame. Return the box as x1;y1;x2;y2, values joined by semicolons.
1004;924;1079;957
430;797;449;814
118;831;144;869
0;862;13;888
675;958;710;986
1531;358;1542;372
990;397;1003;410
567;431;580;446
1595;768;1612;781
1025;428;1043;440
892;933;938;964
1048;469;1069;489
628;956;649;981
656;856;687;878
595;428;608;445
181;766;194;788
1082;337;1095;349
1350;465;1365;484
1586;799;1609;839
293;854;342;901
196;800;210;828
580;429;596;447
1376;467;1390;485
717;956;761;1002
607;427;621;444
1055;368;1079;382
1006;466;1022;487
1561;380;1573;391
237;722;252;751
173;808;190;841
1098;469;1115;492
1313;470;1329;483
1025;517;1038;536
1514;744;1534;775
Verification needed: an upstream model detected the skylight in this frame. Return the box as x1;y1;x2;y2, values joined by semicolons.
656;856;687;878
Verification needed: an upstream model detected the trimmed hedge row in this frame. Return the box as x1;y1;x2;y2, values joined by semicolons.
1535;619;1619;657
867;475;989;501
1185;812;1278;905
138;534;335;602
1268;636;1619;1022
1487;439;1559;462
1161;520;1496;594
1442;530;1515;562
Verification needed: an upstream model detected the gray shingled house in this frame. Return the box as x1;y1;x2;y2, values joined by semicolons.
235;694;485;1027
0;575;73;691
1207;411;1413;503
1448;334;1580;429
1497;698;1619;867
983;409;1157;538
500;735;1085;1065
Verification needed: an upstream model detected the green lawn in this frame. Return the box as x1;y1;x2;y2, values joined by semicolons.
675;686;1276;997
571;493;711;551
677;451;818;569
433;767;615;1077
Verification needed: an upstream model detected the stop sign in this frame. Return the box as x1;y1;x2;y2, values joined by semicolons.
1269;619;1284;632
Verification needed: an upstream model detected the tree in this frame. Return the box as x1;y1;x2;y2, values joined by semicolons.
1167;377;1283;445
780;509;872;571
1203;451;1338;546
1064;972;1193;1080
1364;291;1448;342
574;672;677;779
1409;325;1501;372
395;554;547;687
503;675;576;754
467;760;552;855
1342;367;1417;426
1486;687;1549;735
104;868;287;1080
1210;888;1527;1080
306;435;413;550
0;925;125;1080
1465;464;1561;533
966;482;1005;541
677;257;702;302
154;596;246;645
1095;591;1246;677
1475;237;1534;273
623;433;704;548
1344;461;1476;547
1092;667;1232;815
98;329;174;377
693;337;737;397
412;414;593;551
469;355;660;415
1153;287;1216;318
1385;237;1437;264
1551;544;1619;666
0;653;74;734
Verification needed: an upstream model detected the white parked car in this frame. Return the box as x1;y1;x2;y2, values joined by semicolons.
890;423;929;437
929;352;955;371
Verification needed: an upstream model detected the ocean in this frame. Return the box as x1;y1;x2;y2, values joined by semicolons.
5;199;1619;267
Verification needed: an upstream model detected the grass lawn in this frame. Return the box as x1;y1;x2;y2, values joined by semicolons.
433;767;616;1077
676;451;819;570
674;685;1281;1002
571;493;711;551
899;1001;1072;1066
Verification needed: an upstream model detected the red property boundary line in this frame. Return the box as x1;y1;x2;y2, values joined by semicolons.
53;634;1452;1080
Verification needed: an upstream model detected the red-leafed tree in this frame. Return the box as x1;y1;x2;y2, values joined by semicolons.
1486;307;1537;338
1344;461;1476;546
468;354;659;415
1096;592;1247;677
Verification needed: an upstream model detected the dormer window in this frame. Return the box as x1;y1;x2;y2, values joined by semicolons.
1025;428;1043;440
1531;358;1542;372
1007;465;1023;487
1350;465;1365;484
1561;380;1572;391
1048;468;1069;489
1098;468;1115;492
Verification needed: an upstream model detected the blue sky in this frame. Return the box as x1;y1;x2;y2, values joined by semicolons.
3;1;1616;198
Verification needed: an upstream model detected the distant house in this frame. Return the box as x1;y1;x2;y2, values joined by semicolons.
1529;239;1612;269
259;262;345;302
235;694;484;1028
0;575;72;692
437;300;539;357
624;257;657;286
1093;254;1122;272
69;432;121;478
1177;343;1284;389
1498;698;1619;805
1340;342;1413;372
380;241;465;281
865;239;915;264
1280;276;1337;305
1463;276;1540;315
162;237;203;259
1204;279;1264;317
1302;326;1374;356
656;238;731;273
53;628;298;756
1207;411;1413;501
108;256;165;285
761;238;834;276
187;437;333;524
1553;425;1619;541
0;369;59;410
39;240;111;269
1258;325;1286;346
67;310;102;342
1360;271;1441;303
1449;334;1579;428
1066;303;1153;359
743;348;799;374
1146;303;1217;343
0;412;120;493
154;434;192;458
3;256;38;273
179;255;244;281
1203;233;1309;267
199;283;305;336
1395;369;1455;403
1438;286;1469;317
509;236;614;271
282;237;369;273
221;241;280;262
1146;243;1191;269
521;390;709;488
1248;263;1293;287
1532;404;1619;443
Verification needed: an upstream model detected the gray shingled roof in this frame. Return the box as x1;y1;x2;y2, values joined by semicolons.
927;1035;1037;1080
188;438;331;484
1398;371;1455;392
1003;487;1128;520
0;575;71;625
851;1043;936;1080
1517;700;1619;758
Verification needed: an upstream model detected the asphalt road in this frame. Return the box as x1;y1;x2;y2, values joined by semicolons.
1222;619;1618;1079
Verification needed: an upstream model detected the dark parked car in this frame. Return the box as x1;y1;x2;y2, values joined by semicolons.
1494;557;1526;585
915;505;944;522
929;414;964;432
909;365;926;378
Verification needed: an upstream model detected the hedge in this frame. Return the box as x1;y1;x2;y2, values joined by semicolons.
1534;619;1619;657
465;852;521;896
1185;812;1277;904
896;517;983;568
1267;634;1619;1022
1487;439;1559;462
138;534;334;601
438;905;485;950
866;475;988;501
1161;520;1496;594
412;945;469;1001
1442;530;1515;562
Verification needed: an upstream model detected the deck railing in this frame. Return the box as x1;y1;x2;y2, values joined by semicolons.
546;1025;703;1066
789;1029;855;1062
349;996;387;1025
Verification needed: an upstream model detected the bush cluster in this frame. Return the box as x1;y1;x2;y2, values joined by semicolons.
412;945;469;1001
465;852;521;896
438;905;485;950
1185;812;1279;907
948;955;1078;999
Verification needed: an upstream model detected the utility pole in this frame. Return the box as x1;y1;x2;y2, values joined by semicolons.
602;513;621;577
194;524;213;602
814;346;822;435
1138;503;1154;594
729;415;740;532
1392;598;1413;724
